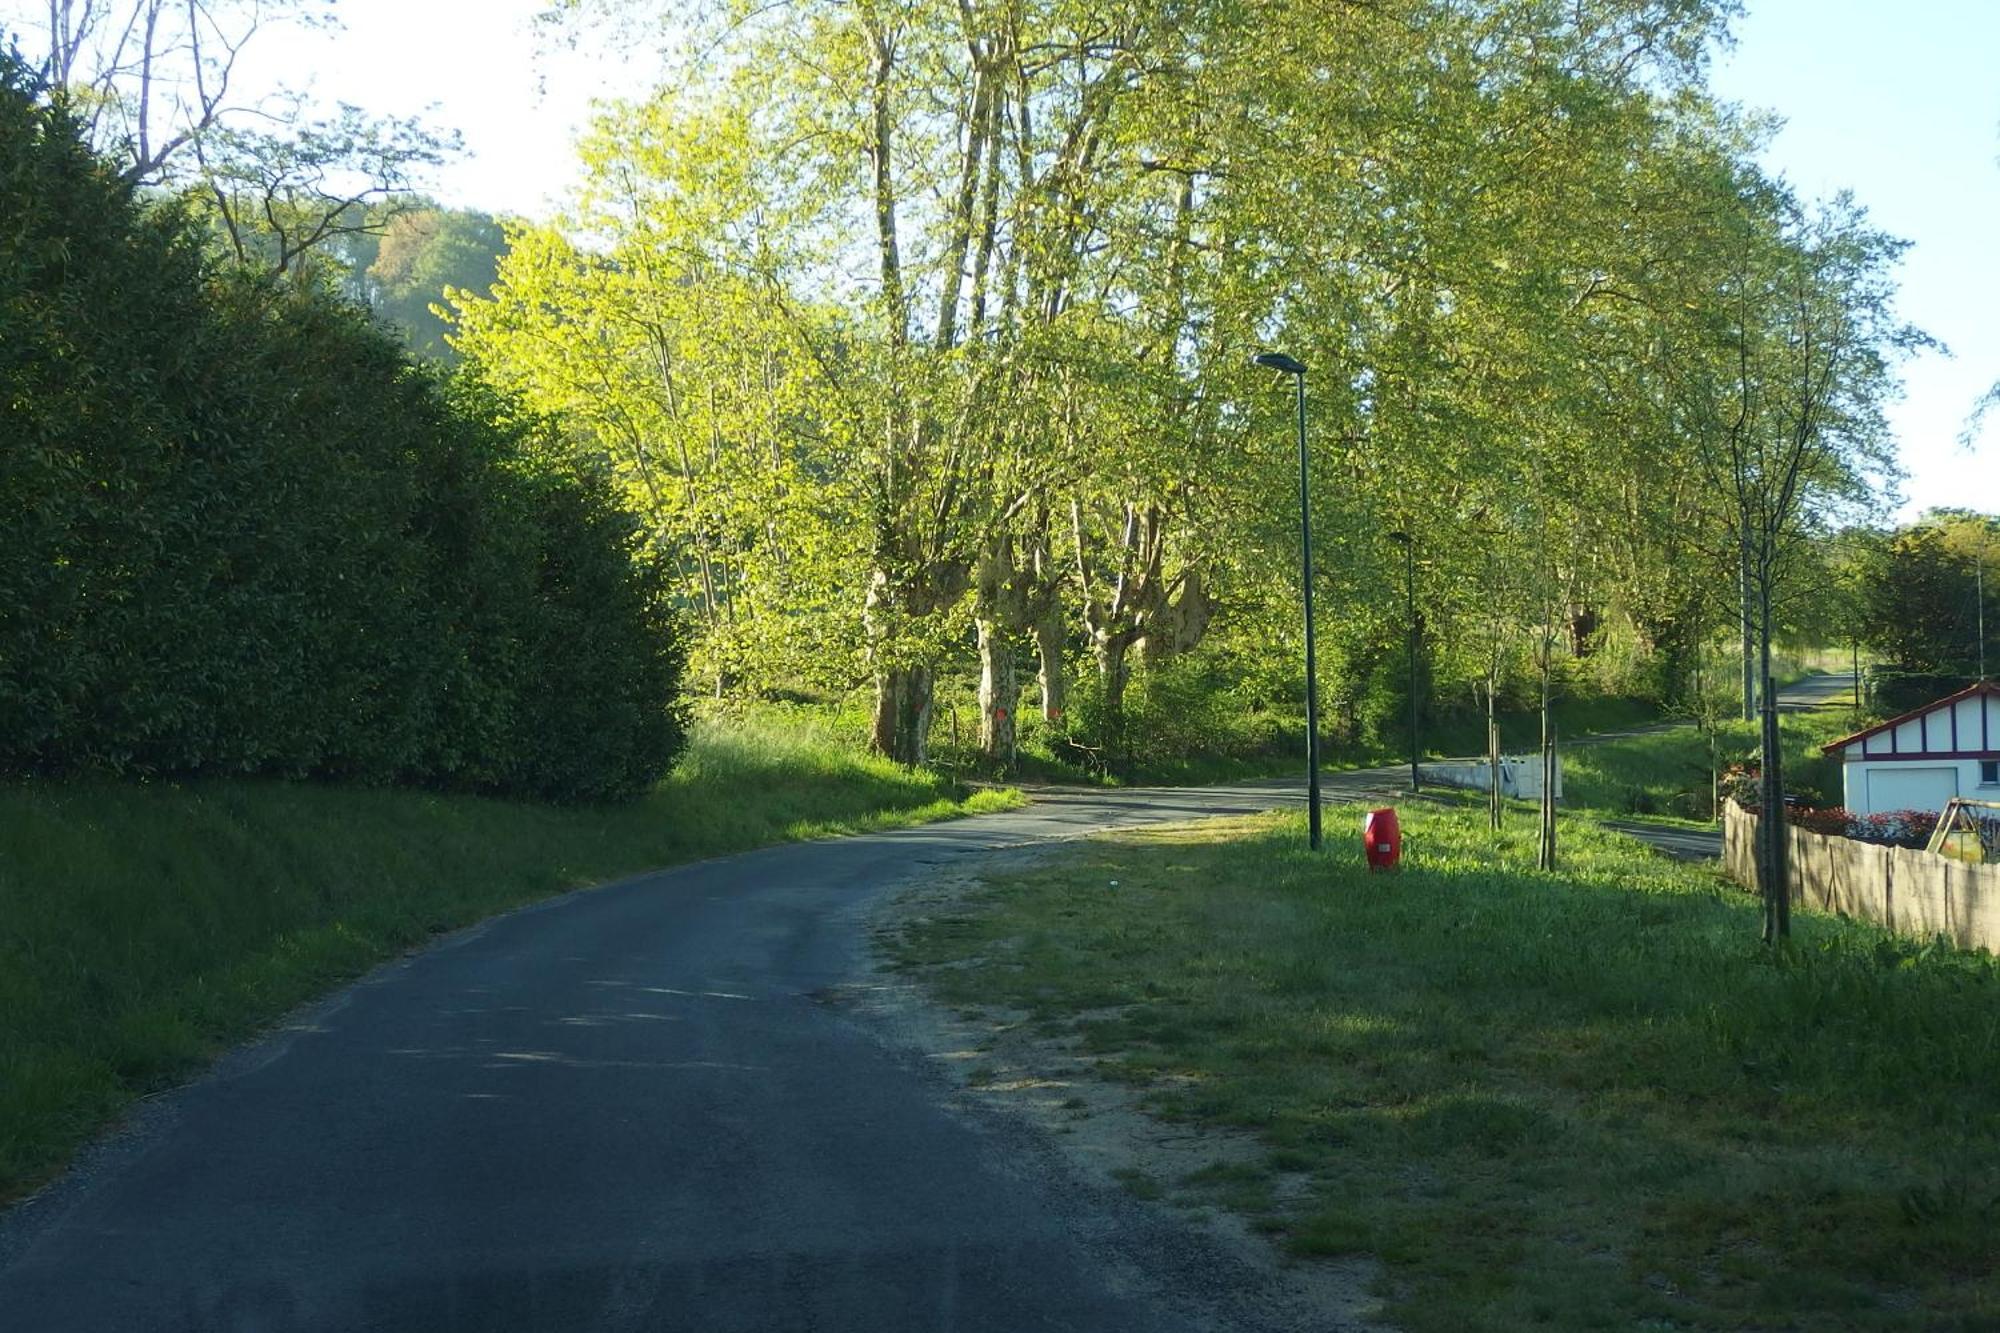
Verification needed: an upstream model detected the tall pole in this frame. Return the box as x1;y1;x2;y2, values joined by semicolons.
1406;537;1420;793
1979;552;1987;681
1739;529;1756;722
1256;352;1322;850
1294;372;1323;851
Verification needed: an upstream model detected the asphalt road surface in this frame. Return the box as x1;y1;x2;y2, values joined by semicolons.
1775;670;1861;712
1;782;1372;1333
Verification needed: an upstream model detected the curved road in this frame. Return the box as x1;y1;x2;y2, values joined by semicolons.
0;782;1361;1333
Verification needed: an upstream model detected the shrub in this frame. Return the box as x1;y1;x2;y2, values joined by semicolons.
1849;809;1940;850
0;65;686;799
1786;805;1855;836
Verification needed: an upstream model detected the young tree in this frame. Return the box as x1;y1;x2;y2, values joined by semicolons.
1674;188;1920;939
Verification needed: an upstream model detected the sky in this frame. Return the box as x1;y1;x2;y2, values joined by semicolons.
1705;0;2000;521
181;0;2000;523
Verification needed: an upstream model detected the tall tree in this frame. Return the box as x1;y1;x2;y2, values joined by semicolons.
11;0;459;275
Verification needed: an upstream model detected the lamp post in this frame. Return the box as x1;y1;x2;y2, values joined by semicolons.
1977;539;1988;681
1389;530;1418;793
1254;351;1322;850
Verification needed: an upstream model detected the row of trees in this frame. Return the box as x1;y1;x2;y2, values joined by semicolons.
457;0;1921;933
0;58;687;799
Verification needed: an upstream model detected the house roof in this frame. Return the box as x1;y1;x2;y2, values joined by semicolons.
1820;680;2000;756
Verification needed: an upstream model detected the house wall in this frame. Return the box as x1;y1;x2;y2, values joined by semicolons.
1843;758;1993;816
1835;690;2000;815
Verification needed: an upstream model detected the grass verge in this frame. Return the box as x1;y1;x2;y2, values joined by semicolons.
1563;704;1865;823
0;705;1019;1202
886;803;2000;1330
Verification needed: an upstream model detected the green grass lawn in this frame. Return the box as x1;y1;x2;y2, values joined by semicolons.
1562;705;1865;823
0;705;1018;1202
886;804;2000;1330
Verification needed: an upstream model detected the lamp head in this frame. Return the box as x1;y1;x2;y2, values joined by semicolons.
1252;351;1307;376
1388;531;1412;546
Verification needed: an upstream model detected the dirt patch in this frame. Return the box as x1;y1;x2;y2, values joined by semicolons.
857;843;1388;1332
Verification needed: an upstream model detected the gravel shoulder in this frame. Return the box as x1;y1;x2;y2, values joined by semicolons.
859;841;1387;1333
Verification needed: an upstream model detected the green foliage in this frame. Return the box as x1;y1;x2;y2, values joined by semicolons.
1056;655;1296;780
890;805;2000;1328
1856;511;1999;675
0;707;1020;1200
363;203;505;359
0;66;684;800
495;2;1932;782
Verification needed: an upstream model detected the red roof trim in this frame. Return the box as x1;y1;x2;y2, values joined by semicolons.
1821;681;2000;757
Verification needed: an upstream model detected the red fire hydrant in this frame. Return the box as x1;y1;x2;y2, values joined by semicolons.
1363;807;1402;872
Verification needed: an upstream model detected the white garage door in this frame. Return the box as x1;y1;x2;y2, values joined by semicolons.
1865;766;1959;815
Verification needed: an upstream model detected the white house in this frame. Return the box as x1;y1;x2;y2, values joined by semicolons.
1823;681;2000;816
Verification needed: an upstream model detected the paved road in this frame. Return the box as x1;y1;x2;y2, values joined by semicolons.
1775;669;1861;712
0;782;1374;1333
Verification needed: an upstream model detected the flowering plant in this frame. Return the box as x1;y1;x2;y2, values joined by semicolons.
1848;809;1941;849
1785;805;1856;836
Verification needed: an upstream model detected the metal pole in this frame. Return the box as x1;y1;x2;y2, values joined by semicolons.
1295;373;1323;851
1739;531;1756;722
1407;538;1420;793
1979;555;1987;681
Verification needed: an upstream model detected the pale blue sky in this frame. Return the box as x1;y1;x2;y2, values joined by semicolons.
233;0;1998;523
1707;0;2000;521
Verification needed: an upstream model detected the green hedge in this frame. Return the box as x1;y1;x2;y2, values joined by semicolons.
0;68;685;799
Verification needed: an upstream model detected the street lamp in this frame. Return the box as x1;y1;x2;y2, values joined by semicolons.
1388;530;1418;793
1976;539;1989;681
1253;351;1322;850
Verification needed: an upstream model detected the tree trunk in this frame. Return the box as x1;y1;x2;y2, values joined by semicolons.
871;665;906;760
1757;573;1790;941
906;664;936;767
1739;530;1757;723
977;617;1020;762
865;568;947;767
1097;635;1132;768
1487;682;1501;832
1537;672;1557;871
1034;609;1067;724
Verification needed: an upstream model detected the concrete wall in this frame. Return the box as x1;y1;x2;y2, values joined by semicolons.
1419;755;1561;800
1723;801;2000;953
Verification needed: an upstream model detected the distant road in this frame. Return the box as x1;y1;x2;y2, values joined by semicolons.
1776;669;1861;712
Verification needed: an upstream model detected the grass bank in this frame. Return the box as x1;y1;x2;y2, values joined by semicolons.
1563;703;1864;822
0;706;1018;1202
887;803;2000;1329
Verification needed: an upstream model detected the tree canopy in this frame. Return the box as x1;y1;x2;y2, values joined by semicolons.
465;0;1917;779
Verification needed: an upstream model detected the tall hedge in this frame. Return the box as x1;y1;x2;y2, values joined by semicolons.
0;66;686;800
